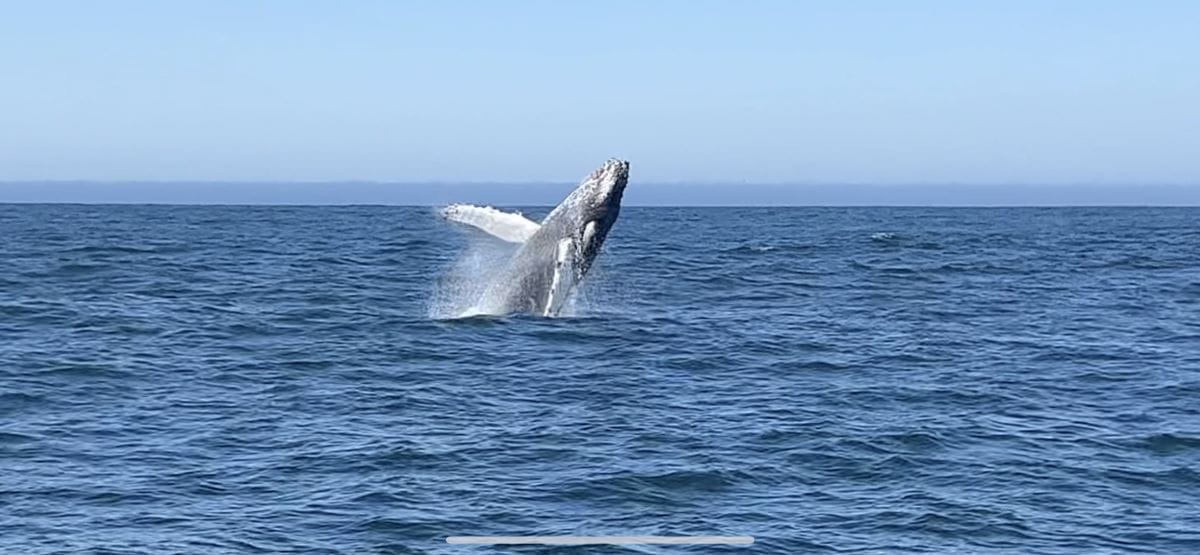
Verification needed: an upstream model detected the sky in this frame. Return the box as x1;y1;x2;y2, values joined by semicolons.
1;1;1199;201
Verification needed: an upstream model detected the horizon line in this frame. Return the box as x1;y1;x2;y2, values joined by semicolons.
4;182;1198;207
3;180;1199;187
3;202;1199;208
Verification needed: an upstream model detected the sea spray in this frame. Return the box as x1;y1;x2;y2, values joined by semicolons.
429;235;622;319
427;234;518;319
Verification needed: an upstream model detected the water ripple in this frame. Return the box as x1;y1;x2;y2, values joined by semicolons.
1;206;1198;554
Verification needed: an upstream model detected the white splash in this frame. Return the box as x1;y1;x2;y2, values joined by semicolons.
428;237;613;320
427;233;517;320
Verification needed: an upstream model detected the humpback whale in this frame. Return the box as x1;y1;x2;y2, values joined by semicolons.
441;159;630;317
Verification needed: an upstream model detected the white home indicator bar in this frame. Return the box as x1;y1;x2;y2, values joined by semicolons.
447;535;754;545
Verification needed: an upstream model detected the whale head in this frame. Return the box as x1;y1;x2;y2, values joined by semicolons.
576;158;629;229
566;158;629;272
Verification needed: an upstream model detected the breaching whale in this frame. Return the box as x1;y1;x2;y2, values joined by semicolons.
441;158;630;317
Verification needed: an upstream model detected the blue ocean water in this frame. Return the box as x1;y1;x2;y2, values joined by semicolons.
1;205;1199;554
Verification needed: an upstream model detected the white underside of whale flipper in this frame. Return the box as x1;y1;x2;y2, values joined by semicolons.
441;204;540;243
544;238;576;317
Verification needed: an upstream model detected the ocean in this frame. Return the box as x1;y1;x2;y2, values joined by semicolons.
1;205;1198;554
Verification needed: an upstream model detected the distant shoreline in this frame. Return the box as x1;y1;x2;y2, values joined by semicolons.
2;183;1198;207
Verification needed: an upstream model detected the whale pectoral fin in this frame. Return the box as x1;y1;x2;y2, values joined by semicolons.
581;220;597;248
441;204;540;243
544;238;576;317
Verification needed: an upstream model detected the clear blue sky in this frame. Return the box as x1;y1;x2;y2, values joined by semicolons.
1;1;1198;186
